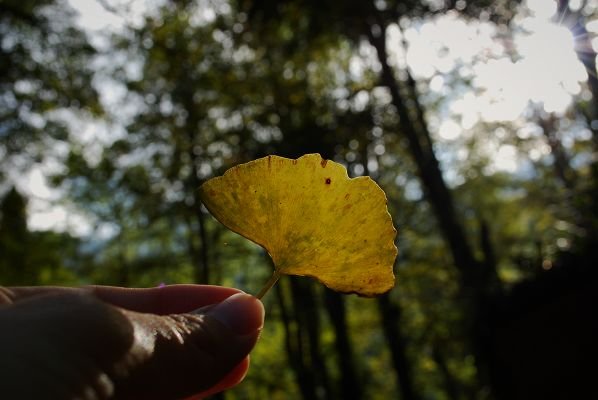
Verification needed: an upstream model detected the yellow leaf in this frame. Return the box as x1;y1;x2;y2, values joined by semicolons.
199;154;397;297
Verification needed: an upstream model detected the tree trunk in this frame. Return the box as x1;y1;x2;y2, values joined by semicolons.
479;219;500;293
323;289;363;400
538;114;576;191
365;20;483;290
364;8;500;392
179;79;211;284
557;0;598;248
289;279;334;399
192;191;211;284
432;345;461;400
360;131;420;400
377;293;420;400
275;281;320;400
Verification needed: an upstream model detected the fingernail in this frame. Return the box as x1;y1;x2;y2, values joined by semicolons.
204;293;264;335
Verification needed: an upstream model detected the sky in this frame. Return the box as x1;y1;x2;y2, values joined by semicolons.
21;0;596;235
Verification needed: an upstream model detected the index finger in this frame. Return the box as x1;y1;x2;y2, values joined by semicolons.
91;285;243;314
5;285;243;315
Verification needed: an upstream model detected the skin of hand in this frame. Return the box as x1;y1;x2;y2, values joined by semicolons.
0;284;265;400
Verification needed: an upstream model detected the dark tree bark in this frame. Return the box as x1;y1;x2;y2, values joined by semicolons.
272;117;360;400
479;219;501;293
538;114;577;191
364;19;484;291
556;0;598;248
289;279;334;399
0;188;31;285
432;345;461;400
363;5;501;392
377;293;420;400
272;269;334;400
323;289;362;400
360;127;421;400
180;81;211;284
192;191;211;283
275;281;320;400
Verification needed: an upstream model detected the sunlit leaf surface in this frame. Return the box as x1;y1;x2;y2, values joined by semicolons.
199;154;397;296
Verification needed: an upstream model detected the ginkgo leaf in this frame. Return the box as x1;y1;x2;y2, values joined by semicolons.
199;153;397;297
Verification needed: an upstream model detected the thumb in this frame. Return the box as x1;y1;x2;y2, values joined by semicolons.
113;292;265;399
0;290;264;400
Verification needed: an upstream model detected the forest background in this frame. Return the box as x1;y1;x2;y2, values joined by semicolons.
1;0;598;399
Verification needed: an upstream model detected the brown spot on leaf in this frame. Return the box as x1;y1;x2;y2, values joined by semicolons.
320;158;328;168
344;193;350;200
292;159;298;165
267;155;272;169
325;178;331;184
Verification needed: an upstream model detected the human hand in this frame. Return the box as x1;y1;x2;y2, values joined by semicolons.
0;284;264;399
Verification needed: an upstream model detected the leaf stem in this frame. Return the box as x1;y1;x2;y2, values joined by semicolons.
256;271;281;299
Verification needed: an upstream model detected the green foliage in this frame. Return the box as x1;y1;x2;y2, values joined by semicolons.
0;0;101;170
